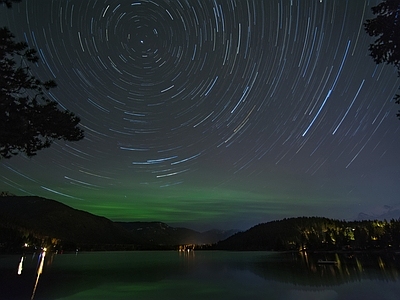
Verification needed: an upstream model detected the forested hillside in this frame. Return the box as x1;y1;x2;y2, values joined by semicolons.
0;195;235;252
216;217;400;251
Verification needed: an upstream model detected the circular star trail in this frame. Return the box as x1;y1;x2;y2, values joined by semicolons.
1;0;400;230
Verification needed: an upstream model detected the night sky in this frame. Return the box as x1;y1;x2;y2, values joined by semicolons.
1;0;400;231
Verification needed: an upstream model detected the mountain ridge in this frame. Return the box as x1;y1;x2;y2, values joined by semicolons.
0;195;236;252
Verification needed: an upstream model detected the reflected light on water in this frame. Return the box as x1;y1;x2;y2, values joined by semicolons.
31;249;46;300
3;251;400;299
301;252;400;284
265;251;400;287
378;257;385;270
17;256;24;275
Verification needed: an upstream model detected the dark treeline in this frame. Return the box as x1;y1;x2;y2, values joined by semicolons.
0;195;234;253
215;217;400;251
3;207;400;252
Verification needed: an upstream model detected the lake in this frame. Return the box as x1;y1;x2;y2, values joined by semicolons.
1;250;400;299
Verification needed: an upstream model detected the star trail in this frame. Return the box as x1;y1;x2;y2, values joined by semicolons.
1;0;400;231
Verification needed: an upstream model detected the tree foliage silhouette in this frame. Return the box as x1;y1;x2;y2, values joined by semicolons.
364;0;400;117
0;27;84;158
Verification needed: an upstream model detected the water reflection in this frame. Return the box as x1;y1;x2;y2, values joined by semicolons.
17;255;24;275
3;251;400;299
30;249;47;300
251;251;400;286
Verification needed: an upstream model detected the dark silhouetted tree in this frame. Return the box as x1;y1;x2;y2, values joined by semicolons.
0;27;84;158
364;0;400;117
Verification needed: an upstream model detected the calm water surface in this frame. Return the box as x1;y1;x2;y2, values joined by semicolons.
1;250;400;299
